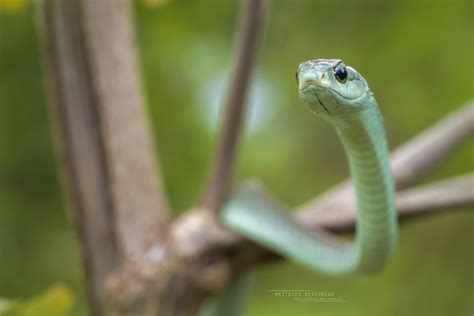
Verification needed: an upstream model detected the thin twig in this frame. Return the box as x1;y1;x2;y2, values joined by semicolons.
201;0;266;212
297;101;474;222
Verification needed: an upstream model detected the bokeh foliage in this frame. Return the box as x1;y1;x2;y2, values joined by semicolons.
0;0;472;315
0;283;73;316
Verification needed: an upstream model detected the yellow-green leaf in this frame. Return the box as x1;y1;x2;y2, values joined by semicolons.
19;284;73;316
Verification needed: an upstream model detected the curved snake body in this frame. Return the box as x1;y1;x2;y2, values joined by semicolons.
202;59;398;316
223;59;398;275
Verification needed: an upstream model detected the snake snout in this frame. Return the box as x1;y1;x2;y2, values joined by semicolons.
298;72;330;93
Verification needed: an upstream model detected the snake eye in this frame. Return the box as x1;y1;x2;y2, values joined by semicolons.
334;64;348;83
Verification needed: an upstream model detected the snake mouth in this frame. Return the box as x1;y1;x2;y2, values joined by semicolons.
301;82;367;103
328;89;366;102
312;90;332;115
300;81;323;91
299;83;332;116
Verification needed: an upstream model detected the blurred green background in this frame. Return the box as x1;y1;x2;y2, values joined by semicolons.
0;0;473;315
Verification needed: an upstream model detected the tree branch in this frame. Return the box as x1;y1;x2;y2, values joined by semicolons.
200;0;266;212
38;0;170;313
396;173;473;218
297;101;474;223
301;173;474;231
391;101;474;188
78;0;170;260
38;2;117;312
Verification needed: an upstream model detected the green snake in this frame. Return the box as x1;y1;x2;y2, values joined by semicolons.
202;59;398;314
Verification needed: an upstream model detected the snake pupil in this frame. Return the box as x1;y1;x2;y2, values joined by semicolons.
334;64;348;83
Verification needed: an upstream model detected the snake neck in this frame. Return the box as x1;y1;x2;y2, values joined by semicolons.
334;104;397;273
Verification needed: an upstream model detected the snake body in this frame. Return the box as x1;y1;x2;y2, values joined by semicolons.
222;59;398;275
202;59;398;316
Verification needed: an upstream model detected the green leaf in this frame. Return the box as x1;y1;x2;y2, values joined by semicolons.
21;283;73;316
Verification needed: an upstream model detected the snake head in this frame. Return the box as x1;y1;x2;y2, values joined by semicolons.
296;59;372;120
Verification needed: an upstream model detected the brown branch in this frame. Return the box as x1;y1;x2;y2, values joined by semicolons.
200;0;266;212
391;101;474;188
37;0;170;314
38;2;117;312
297;101;474;223
301;173;474;231
78;0;169;259
396;173;473;218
